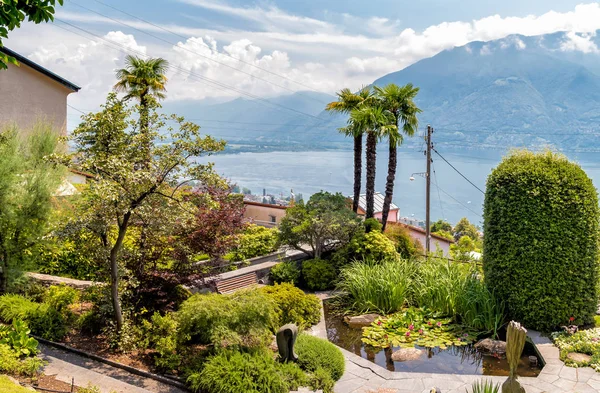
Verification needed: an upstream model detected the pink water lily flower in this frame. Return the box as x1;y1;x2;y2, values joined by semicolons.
377;321;382;326
418;329;424;335
408;324;414;331
436;322;442;327
405;331;411;337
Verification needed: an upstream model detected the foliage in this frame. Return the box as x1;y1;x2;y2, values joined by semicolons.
385;224;423;259
0;375;41;392
347;219;398;262
308;368;334;393
450;235;478;262
69;92;225;330
0;123;65;292
177;290;277;349
278;192;361;259
337;259;414;314
43;285;78;313
0;0;64;69
0;293;69;341
229;224;279;262
141;312;181;372
186;349;302;393
362;307;478;349
553;328;600;370
259;283;321;329
431;219;452;234
471;379;500;393
484;150;600;331
453;217;480;242
0;319;39;357
123;272;192;315
269;261;300;285
302;259;337;291
0;345;45;377
295;334;345;381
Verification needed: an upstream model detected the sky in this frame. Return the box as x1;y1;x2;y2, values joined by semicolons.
5;0;600;116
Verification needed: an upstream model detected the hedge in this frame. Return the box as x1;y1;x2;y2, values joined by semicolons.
483;150;600;331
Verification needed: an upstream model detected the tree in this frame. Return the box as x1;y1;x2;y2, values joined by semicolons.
453;217;479;242
278;192;361;258
0;122;64;292
70;93;224;330
326;87;372;214
374;83;421;231
431;219;452;234
450;236;477;262
0;0;63;69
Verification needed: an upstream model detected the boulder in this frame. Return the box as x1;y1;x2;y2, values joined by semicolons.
391;347;424;362
567;352;592;363
344;314;380;328
475;338;507;357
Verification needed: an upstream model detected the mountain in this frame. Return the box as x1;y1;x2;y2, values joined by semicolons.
165;31;600;152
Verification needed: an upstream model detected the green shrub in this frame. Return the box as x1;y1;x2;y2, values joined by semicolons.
270;261;300;285
483;150;600;331
308;367;335;393
471;379;500;393
76;311;104;335
43;285;78;312
0;294;70;341
0;320;39;356
230;224;279;261
347;220;398;262
295;334;345;381
337;259;414;314
186;350;292;393
302;259;336;291
177;290;277;348
385;224;423;259
141;312;181;372
259;283;321;329
0;344;45;377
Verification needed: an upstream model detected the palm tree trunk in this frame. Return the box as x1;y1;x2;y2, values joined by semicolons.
365;131;377;222
352;133;363;214
381;141;397;232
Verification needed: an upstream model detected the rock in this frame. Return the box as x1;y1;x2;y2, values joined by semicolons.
344;314;380;328
475;338;507;357
567;352;592;363
391;347;425;362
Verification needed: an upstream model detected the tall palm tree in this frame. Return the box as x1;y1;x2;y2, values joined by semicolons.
114;55;169;153
374;83;421;231
348;104;393;223
325;87;372;213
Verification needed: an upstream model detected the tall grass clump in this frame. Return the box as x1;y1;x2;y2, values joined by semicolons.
413;257;469;316
337;259;414;314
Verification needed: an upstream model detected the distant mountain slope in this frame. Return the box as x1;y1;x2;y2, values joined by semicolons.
165;31;600;151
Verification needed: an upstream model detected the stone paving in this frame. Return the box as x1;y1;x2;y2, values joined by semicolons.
40;344;186;393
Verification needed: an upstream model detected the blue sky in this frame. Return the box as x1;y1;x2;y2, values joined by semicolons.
5;0;600;116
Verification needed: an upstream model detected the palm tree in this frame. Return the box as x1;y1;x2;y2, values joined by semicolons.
114;55;169;153
348;104;394;223
325;87;372;213
374;83;421;231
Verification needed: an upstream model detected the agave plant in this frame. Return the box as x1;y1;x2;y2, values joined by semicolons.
469;379;500;393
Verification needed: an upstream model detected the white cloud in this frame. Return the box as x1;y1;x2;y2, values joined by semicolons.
560;31;599;53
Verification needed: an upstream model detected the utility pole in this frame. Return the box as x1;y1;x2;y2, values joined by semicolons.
425;125;433;253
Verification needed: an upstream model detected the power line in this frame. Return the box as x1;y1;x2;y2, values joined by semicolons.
433;148;485;194
432;161;445;221
67;104;86;114
434;183;481;217
66;0;332;105
77;0;334;98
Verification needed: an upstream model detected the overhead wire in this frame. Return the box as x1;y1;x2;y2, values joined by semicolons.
433;148;485;194
432;161;446;221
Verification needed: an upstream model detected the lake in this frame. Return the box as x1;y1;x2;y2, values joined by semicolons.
196;147;600;226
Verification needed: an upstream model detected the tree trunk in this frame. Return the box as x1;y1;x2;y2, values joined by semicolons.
352;134;363;214
381;142;397;232
110;212;132;332
365;131;377;223
139;92;151;167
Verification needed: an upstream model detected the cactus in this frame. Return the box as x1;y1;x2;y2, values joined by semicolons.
502;321;527;393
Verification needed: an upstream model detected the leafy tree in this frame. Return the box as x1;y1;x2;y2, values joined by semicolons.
431;219;452;234
453;217;479;242
326;87;372;214
70;93;224;330
278;192;360;258
0;0;64;69
0;123;64;292
374;83;421;231
450;236;477;262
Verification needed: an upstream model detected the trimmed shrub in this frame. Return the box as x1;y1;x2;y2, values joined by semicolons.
302;259;336;291
186;349;297;393
230;224;279;262
177;290;277;348
484;150;600;331
308;367;335;393
259;283;321;329
295;334;345;381
270;261;300;285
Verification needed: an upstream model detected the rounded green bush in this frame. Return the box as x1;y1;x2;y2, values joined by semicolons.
295;334;345;381
483;150;600;331
270;261;300;285
259;283;321;329
302;259;336;291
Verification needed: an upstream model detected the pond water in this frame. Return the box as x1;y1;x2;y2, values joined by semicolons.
323;304;542;376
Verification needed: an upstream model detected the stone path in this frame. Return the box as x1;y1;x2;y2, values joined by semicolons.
40;344;186;393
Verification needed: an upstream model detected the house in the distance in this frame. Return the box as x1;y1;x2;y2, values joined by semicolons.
243;201;289;228
387;221;453;257
0;46;80;133
355;192;400;222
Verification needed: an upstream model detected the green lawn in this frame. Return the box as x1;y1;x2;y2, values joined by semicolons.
0;376;31;393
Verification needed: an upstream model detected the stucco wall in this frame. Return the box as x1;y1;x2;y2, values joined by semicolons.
0;61;73;133
243;203;287;227
407;229;451;256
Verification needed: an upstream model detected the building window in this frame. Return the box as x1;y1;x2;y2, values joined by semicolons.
269;215;277;223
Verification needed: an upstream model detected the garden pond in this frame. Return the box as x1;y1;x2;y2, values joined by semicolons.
323;303;542;376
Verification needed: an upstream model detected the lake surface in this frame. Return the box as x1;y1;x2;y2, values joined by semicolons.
197;148;600;225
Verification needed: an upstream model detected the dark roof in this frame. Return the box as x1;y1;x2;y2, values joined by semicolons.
1;46;80;92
